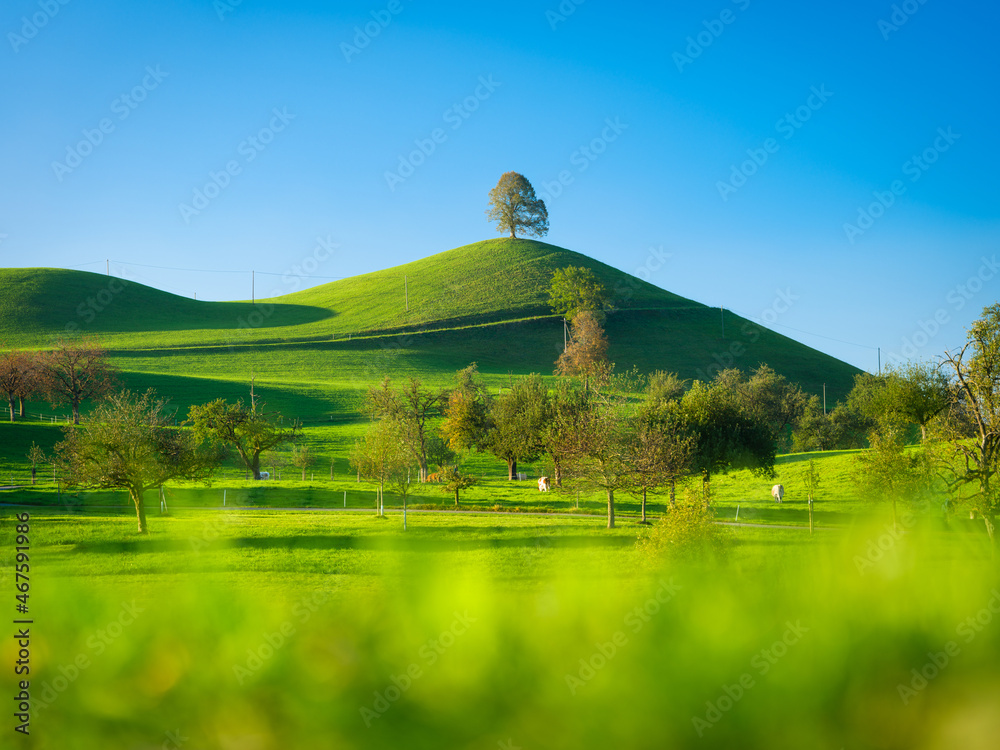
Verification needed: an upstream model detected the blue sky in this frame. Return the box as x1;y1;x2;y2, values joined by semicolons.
2;0;998;372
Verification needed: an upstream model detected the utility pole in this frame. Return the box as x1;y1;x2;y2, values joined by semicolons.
106;259;109;276
563;318;568;351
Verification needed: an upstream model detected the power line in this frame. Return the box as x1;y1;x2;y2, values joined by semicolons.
109;259;351;280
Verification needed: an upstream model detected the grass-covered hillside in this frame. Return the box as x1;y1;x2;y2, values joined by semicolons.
0;238;861;420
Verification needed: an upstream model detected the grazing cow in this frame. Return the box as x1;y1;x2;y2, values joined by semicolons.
259;471;270;481
538;476;551;492
771;484;784;503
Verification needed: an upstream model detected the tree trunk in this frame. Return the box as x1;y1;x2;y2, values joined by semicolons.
30;466;36;485
641;487;647;524
669;478;676;509
454;488;459;507
131;487;148;534
18;395;26;418
607;488;615;529
508;458;517;481
251;452;261;480
554;462;562;488
8;396;14;422
72;400;81;425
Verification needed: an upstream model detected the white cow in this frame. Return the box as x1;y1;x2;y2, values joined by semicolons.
538;476;551;492
771;484;784;503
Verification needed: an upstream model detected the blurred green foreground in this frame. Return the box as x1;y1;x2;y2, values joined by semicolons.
1;510;998;750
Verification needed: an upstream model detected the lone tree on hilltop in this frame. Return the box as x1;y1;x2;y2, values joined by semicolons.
55;390;220;534
486;172;549;239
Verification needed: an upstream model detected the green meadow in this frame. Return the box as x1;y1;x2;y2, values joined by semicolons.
1;238;997;748
1;507;998;749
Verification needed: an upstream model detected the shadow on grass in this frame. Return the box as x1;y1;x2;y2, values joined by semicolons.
70;532;636;555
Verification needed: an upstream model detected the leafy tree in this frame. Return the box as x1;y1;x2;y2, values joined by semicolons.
791;396;835;452
935;304;1000;550
291;444;317;480
578;394;633;529
885;362;951;442
55;390;220;534
555;310;611;387
540;379;593;488
440;364;490;455
679;376;775;504
350;419;409;517
848;363;950;441
41;338;117;424
548;266;609;322
26;442;45;485
737;365;809;451
438;464;478;507
486;171;548;239
855;427;930;533
637;487;724;564
804;458;820;534
367;376;445;482
629;397;694;520
0;349;42;422
483;374;548;480
187;385;299;480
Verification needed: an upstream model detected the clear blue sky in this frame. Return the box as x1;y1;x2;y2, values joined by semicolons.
2;0;998;372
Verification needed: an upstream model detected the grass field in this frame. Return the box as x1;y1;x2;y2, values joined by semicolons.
5;239;989;748
0;507;997;749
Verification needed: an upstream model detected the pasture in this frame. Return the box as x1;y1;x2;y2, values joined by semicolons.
1;505;998;749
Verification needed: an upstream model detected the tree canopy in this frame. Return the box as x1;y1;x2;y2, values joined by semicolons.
548;266;610;322
56;390;219;534
486;171;549;239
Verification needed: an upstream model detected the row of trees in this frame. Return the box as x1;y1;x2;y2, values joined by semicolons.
351;363;796;528
0;339;116;424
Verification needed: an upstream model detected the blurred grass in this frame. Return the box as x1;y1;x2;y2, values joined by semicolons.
0;509;997;749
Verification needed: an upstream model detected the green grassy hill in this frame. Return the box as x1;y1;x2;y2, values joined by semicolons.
0;238;860;421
